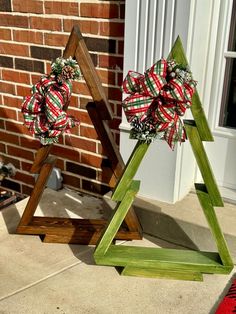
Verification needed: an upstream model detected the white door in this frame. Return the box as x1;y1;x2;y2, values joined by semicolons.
204;0;236;201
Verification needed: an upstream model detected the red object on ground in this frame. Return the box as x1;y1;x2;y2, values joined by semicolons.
215;278;236;313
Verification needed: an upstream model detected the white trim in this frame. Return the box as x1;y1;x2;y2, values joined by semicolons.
224;51;236;58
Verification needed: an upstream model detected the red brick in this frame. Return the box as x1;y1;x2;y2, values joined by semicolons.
0;28;11;40
72;81;90;96
65;135;96;153
16;85;31;97
44;33;69;47
82;179;110;196
0;42;29;57
99;55;123;70
63;19;99;35
69;95;79;108
2;156;20;168
120;3;125;19
67;109;92;125
80;125;98;140
117;72;124;86
0;82;15;95
5;121;28;135
0;14;28;28
81;152;102;168
22;184;33;195
7;145;34;160
45;1;79;15
0;107;17;120
13;30;43;44
21;161;33;172
31;74;42;85
118;40;124;55
30;17;62;31
80;3;119;19
51;145;80;162
55;158;64;171
0;119;5;130
100;22;124;37
2;69;30;84
0;143;6;154
13;0;43;13
20;137;41;150
105;86;122;102
62;173;81;189
97;69;116;85
108;118;121;130
14;171;35;185
0;130;19;144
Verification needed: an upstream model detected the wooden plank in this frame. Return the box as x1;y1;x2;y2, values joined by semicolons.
17;216;141;243
87;102;124;179
112;141;149;201
168;36;213;141
95;180;140;256
30;145;53;173
195;183;234;267
121;266;203;281
95;245;232;274
185;122;223;206
17;157;56;227
71;25;113;120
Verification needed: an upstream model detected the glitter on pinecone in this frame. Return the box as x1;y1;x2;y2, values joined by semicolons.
61;65;75;80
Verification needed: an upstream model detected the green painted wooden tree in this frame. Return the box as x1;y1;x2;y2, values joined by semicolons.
93;37;234;281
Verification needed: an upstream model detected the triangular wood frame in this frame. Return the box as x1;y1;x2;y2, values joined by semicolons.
16;25;142;244
94;37;234;281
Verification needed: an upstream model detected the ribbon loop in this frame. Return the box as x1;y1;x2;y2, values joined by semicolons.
122;58;196;149
22;57;80;145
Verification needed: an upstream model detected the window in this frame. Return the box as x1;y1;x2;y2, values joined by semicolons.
219;0;236;128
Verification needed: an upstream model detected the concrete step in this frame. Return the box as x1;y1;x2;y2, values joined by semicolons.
132;192;236;263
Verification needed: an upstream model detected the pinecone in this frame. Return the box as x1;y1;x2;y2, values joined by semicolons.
61;65;75;81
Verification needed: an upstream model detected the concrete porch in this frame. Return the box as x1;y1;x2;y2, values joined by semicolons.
0;187;235;313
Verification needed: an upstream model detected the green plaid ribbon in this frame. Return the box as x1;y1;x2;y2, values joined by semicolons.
121;59;196;149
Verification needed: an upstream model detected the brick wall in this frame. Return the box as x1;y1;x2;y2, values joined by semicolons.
0;0;125;196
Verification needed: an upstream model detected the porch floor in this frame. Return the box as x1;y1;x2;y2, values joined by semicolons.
0;187;235;314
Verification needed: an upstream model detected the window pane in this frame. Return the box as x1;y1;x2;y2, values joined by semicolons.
221;58;236;128
229;0;236;51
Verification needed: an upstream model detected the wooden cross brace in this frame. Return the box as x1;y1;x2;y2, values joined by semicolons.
16;25;142;244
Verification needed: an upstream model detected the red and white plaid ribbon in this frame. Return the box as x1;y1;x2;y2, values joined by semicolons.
22;76;79;145
121;59;196;149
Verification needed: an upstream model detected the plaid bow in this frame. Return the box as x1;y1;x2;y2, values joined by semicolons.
22;76;79;145
121;59;196;149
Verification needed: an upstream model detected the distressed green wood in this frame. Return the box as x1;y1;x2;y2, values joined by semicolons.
94;36;233;281
185;122;223;207
112;141;149;201
95;245;231;274
121;266;203;281
195;183;234;267
168;37;213;141
95;180;140;257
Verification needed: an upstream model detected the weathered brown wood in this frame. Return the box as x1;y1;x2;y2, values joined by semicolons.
17;216;141;244
30;145;53;173
17;157;56;227
87;102;124;178
73;25;113;120
17;24;142;244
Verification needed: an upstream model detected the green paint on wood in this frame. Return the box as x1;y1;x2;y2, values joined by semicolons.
185;123;223;206
195;183;233;267
112;141;149;201
121;266;203;281
95;180;140;257
168;37;213;141
94;36;233;281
